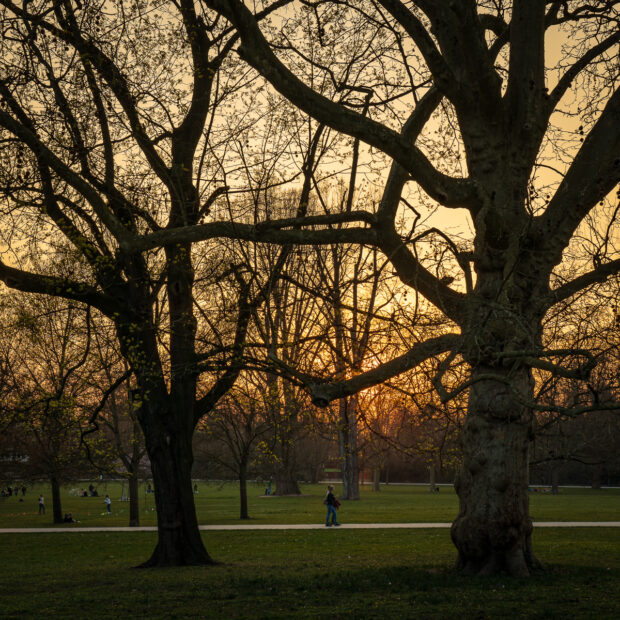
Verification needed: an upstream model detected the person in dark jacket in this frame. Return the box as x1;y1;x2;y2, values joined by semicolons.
324;484;340;527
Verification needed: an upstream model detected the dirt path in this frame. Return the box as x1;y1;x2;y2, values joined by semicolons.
1;521;619;533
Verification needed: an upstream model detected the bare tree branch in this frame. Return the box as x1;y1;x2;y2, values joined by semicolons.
545;258;620;308
536;87;620;265
270;333;461;407
203;0;475;208
0;261;118;316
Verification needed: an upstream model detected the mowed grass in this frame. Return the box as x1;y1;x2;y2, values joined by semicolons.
1;481;619;528
1;483;619;618
0;528;619;618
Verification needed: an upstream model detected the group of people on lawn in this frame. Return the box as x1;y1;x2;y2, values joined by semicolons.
35;492;112;518
1;485;26;497
28;483;341;526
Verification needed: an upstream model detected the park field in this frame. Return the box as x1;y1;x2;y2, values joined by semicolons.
1;481;619;528
1;483;619;618
0;527;618;618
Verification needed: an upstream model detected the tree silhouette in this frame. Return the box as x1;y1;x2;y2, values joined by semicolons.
190;0;620;575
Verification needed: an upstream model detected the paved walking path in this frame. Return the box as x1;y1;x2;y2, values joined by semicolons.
1;521;619;533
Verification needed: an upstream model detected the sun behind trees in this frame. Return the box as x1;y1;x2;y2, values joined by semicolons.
194;0;619;576
0;0;618;577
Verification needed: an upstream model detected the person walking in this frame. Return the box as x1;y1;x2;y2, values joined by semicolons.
38;494;45;515
324;484;340;527
104;494;111;514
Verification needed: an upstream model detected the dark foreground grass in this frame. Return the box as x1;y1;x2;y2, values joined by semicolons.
1;528;619;619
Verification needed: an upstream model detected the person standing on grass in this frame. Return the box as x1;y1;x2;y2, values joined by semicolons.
104;494;111;514
324;485;341;527
38;494;45;515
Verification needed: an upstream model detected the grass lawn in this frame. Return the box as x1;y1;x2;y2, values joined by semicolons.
0;528;619;618
1;483;619;617
1;481;619;528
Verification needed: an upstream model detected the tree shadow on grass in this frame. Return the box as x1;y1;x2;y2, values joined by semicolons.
215;563;620;619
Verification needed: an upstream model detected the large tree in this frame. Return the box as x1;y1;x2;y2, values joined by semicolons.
168;0;619;575
0;0;293;566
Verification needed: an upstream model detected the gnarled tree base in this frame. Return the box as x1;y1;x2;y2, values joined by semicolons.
451;500;543;577
274;478;301;496
454;536;542;577
136;536;217;568
452;368;542;577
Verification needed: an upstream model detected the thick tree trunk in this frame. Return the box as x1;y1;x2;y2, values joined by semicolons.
274;469;301;495
138;429;214;567
451;368;540;577
50;476;62;524
338;397;360;500
128;469;140;527
239;463;249;519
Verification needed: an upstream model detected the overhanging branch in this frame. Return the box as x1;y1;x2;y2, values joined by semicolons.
203;0;474;208
270;333;461;407
544;258;620;309
0;261;118;316
132;216;377;252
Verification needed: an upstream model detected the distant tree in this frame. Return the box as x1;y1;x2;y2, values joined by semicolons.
84;324;146;527
532;289;620;490
197;376;272;519
310;240;393;500
1;293;99;523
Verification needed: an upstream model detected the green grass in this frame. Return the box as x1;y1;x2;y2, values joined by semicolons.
1;483;619;617
1;481;619;528
0;528;619;618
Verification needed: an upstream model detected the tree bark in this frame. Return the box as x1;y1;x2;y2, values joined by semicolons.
138;422;214;567
274;468;301;496
451;367;540;577
50;475;63;524
239;462;249;519
128;469;140;527
338;397;360;500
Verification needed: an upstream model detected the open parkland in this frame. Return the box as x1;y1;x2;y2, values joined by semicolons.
0;482;618;618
